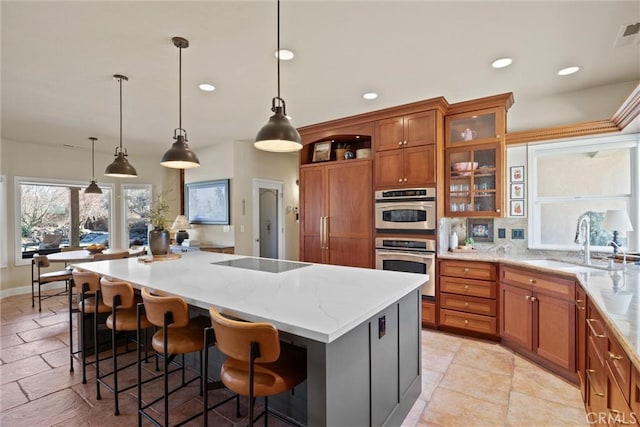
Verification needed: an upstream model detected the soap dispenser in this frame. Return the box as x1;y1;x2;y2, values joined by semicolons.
450;231;459;251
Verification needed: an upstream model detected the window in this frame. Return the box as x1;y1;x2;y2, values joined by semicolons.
528;134;639;252
15;177;114;265
122;184;151;247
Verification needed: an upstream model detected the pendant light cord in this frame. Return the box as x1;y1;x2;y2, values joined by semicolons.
277;0;281;101
179;44;182;133
119;77;123;153
91;138;96;179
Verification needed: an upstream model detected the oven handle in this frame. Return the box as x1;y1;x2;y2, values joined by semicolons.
376;250;435;259
376;202;435;210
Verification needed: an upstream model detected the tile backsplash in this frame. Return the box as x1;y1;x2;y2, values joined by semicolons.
444;216;529;253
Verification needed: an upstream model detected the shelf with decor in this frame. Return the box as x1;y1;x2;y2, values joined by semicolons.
445;107;504;148
300;135;372;166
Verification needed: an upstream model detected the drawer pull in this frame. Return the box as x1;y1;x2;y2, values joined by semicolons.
575;299;585;310
464;285;469;290
529;278;536;284
464;319;469;325
464;302;469;308
608;352;623;361
586;318;606;338
609;409;632;425
586;369;605;397
529;296;537;302
463;268;470;273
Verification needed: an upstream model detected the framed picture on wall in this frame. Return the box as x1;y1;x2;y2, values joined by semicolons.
510;166;525;183
510;200;525;217
186;179;230;225
510;183;525;199
312;140;332;162
466;218;494;243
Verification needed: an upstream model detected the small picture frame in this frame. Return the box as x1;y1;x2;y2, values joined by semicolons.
510;200;525;217
466;218;494;243
510;183;525;199
312;141;332;162
510;166;525;183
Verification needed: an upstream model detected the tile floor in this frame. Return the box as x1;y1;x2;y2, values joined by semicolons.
0;290;587;426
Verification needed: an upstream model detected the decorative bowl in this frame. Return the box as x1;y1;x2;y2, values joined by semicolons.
86;244;105;254
452;162;479;172
356;148;371;159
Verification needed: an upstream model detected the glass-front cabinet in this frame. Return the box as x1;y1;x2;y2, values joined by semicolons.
445;107;504;148
445;144;504;217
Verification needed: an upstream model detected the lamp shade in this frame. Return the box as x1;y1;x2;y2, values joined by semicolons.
603;210;634;232
85;180;103;194
105;152;138;177
171;215;191;231
254;106;303;152
160;135;200;169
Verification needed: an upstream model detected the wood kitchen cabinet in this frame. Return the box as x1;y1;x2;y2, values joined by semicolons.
445;107;505;148
374;110;436;189
299;159;373;268
499;265;576;380
576;285;587;400
438;259;498;338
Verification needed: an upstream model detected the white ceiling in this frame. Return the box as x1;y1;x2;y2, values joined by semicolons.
2;1;639;158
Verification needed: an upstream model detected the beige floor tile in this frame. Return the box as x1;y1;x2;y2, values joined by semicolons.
401;397;427;427
421;368;443;402
422;388;508;427
505;391;588;426
451;343;515;376
0;355;51;384
421;345;457;373
0;336;66;363
18;322;69;342
0;333;24;349
421;330;464;353
41;347;74;369
18;364;88;401
0;319;40;336
0;381;28;411
438;362;512;405
34;312;72;327
511;358;583;409
1;388;90;426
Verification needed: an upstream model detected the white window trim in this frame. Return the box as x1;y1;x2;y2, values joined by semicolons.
0;175;7;268
527;133;639;252
14;176;115;267
121;183;152;248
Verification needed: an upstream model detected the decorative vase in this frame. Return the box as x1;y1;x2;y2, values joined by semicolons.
149;227;170;255
335;148;347;161
449;231;458;251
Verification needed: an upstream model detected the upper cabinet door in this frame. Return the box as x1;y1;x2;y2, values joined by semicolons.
445;107;505;148
375;116;405;152
404;110;436;147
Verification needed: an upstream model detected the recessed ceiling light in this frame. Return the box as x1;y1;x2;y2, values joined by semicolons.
558;66;580;76
275;49;294;60
491;57;513;68
199;83;215;92
362;92;378;100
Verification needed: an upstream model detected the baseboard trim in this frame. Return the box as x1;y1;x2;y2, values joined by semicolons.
0;281;66;300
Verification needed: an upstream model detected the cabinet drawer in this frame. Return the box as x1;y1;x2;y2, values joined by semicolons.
440;276;496;299
422;300;436;325
439;309;497;335
606;333;632;404
609;372;635;427
440;292;496;316
440;260;496;281
631;368;640;414
587;344;607;416
587;302;608;366
501;266;575;300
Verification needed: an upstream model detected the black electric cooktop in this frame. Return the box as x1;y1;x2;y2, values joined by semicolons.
211;257;311;273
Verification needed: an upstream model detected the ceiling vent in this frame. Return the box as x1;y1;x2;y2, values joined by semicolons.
613;22;640;47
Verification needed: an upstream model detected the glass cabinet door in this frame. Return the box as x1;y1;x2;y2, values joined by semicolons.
446;145;502;216
445;107;504;148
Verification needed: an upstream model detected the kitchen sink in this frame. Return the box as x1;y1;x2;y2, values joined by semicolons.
518;259;610;272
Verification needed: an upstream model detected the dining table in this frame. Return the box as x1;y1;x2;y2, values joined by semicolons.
47;247;146;264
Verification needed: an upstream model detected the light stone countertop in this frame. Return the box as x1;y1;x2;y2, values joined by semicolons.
75;251;426;344
440;250;640;370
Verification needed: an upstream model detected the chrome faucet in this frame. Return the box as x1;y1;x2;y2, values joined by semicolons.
574;213;592;265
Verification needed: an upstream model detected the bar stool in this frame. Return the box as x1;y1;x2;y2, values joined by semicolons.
208;307;307;427
70;268;111;383
138;287;211;426
31;254;73;311
96;276;153;416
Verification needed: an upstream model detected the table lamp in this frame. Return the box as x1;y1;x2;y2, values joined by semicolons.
171;215;191;245
602;209;633;254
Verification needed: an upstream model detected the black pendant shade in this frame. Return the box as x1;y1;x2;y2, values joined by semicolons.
161;36;200;169
254;0;302;152
105;74;137;178
85;137;103;194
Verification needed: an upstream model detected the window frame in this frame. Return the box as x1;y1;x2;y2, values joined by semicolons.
527;134;639;252
0;175;7;268
14;176;115;267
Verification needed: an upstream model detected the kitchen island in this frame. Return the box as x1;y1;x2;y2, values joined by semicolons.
75;251;426;426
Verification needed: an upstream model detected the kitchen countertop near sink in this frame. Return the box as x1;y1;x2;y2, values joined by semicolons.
440;250;640;370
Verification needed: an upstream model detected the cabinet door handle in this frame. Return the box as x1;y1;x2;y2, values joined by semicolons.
586;369;605;397
525;295;531;300
403;178;408;182
609;409;632;425
398;141;403;146
324;216;329;250
464;302;469;308
586;318;606;338
398;178;403;183
529;296;537;302
496;209;501;213
463;268;469;273
319;217;324;249
464;285;469;290
608;352;623;361
575;299;585;310
464;319;469;325
403;140;408;145
529;278;536;284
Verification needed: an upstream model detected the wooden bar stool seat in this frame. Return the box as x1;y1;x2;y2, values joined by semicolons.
32;254;73;311
208;307;307;427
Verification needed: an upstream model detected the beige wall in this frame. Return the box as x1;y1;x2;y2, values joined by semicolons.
184;141;300;260
0;138;179;294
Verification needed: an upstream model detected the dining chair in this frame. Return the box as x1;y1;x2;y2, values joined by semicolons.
208;306;307;427
31;254;73;311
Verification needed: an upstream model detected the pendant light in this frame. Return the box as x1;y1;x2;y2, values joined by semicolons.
161;37;200;169
84;137;103;194
105;74;138;178
254;0;302;152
